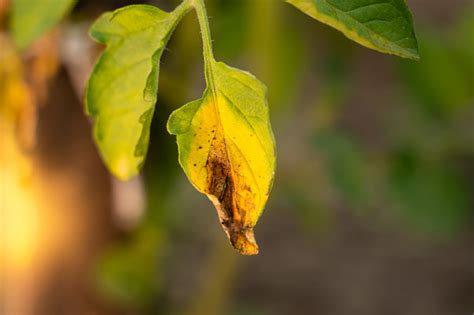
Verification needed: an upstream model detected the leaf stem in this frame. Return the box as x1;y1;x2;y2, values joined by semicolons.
192;0;216;89
172;0;194;19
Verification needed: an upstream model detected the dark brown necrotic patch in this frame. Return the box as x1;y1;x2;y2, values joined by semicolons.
207;155;234;224
206;137;258;255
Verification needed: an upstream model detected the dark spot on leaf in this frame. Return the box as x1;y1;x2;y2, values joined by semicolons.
206;136;258;255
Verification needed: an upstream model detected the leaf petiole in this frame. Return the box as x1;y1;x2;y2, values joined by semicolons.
170;0;194;21
191;0;217;91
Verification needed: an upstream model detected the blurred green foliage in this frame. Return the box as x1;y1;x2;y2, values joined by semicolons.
92;1;473;311
314;131;371;209
10;0;77;49
6;0;471;313
388;148;469;236
96;227;166;307
399;34;473;116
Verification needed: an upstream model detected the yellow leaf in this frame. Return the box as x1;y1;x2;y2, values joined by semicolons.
168;61;276;255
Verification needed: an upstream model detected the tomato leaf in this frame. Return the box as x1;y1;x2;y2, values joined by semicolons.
10;0;76;49
85;4;190;180
287;0;420;60
168;61;276;255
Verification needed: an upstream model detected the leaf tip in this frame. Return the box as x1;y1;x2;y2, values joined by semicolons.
110;156;137;181
399;44;421;61
409;51;421;62
228;227;259;256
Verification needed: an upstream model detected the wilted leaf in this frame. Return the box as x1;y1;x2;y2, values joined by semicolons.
10;0;76;49
86;4;191;180
168;61;276;255
287;0;420;60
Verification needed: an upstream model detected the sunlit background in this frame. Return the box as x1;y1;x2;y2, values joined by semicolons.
1;0;473;314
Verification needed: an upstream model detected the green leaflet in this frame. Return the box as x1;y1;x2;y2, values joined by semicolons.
11;0;77;49
167;60;276;255
86;4;191;180
287;0;420;60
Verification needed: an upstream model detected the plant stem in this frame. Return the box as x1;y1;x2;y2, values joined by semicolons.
192;0;216;89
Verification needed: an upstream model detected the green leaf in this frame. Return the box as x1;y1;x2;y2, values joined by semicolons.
287;0;420;60
11;0;77;49
85;4;190;180
167;61;276;255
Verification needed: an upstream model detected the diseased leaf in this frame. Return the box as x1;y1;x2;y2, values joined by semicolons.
168;61;276;255
10;0;76;49
287;0;420;60
86;4;190;180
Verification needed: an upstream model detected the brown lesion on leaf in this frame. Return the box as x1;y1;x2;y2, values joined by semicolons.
205;133;259;256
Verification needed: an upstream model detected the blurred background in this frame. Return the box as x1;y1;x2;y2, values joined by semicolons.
1;0;473;314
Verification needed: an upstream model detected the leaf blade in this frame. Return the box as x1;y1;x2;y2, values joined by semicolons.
168;61;276;255
287;0;420;60
86;5;186;180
